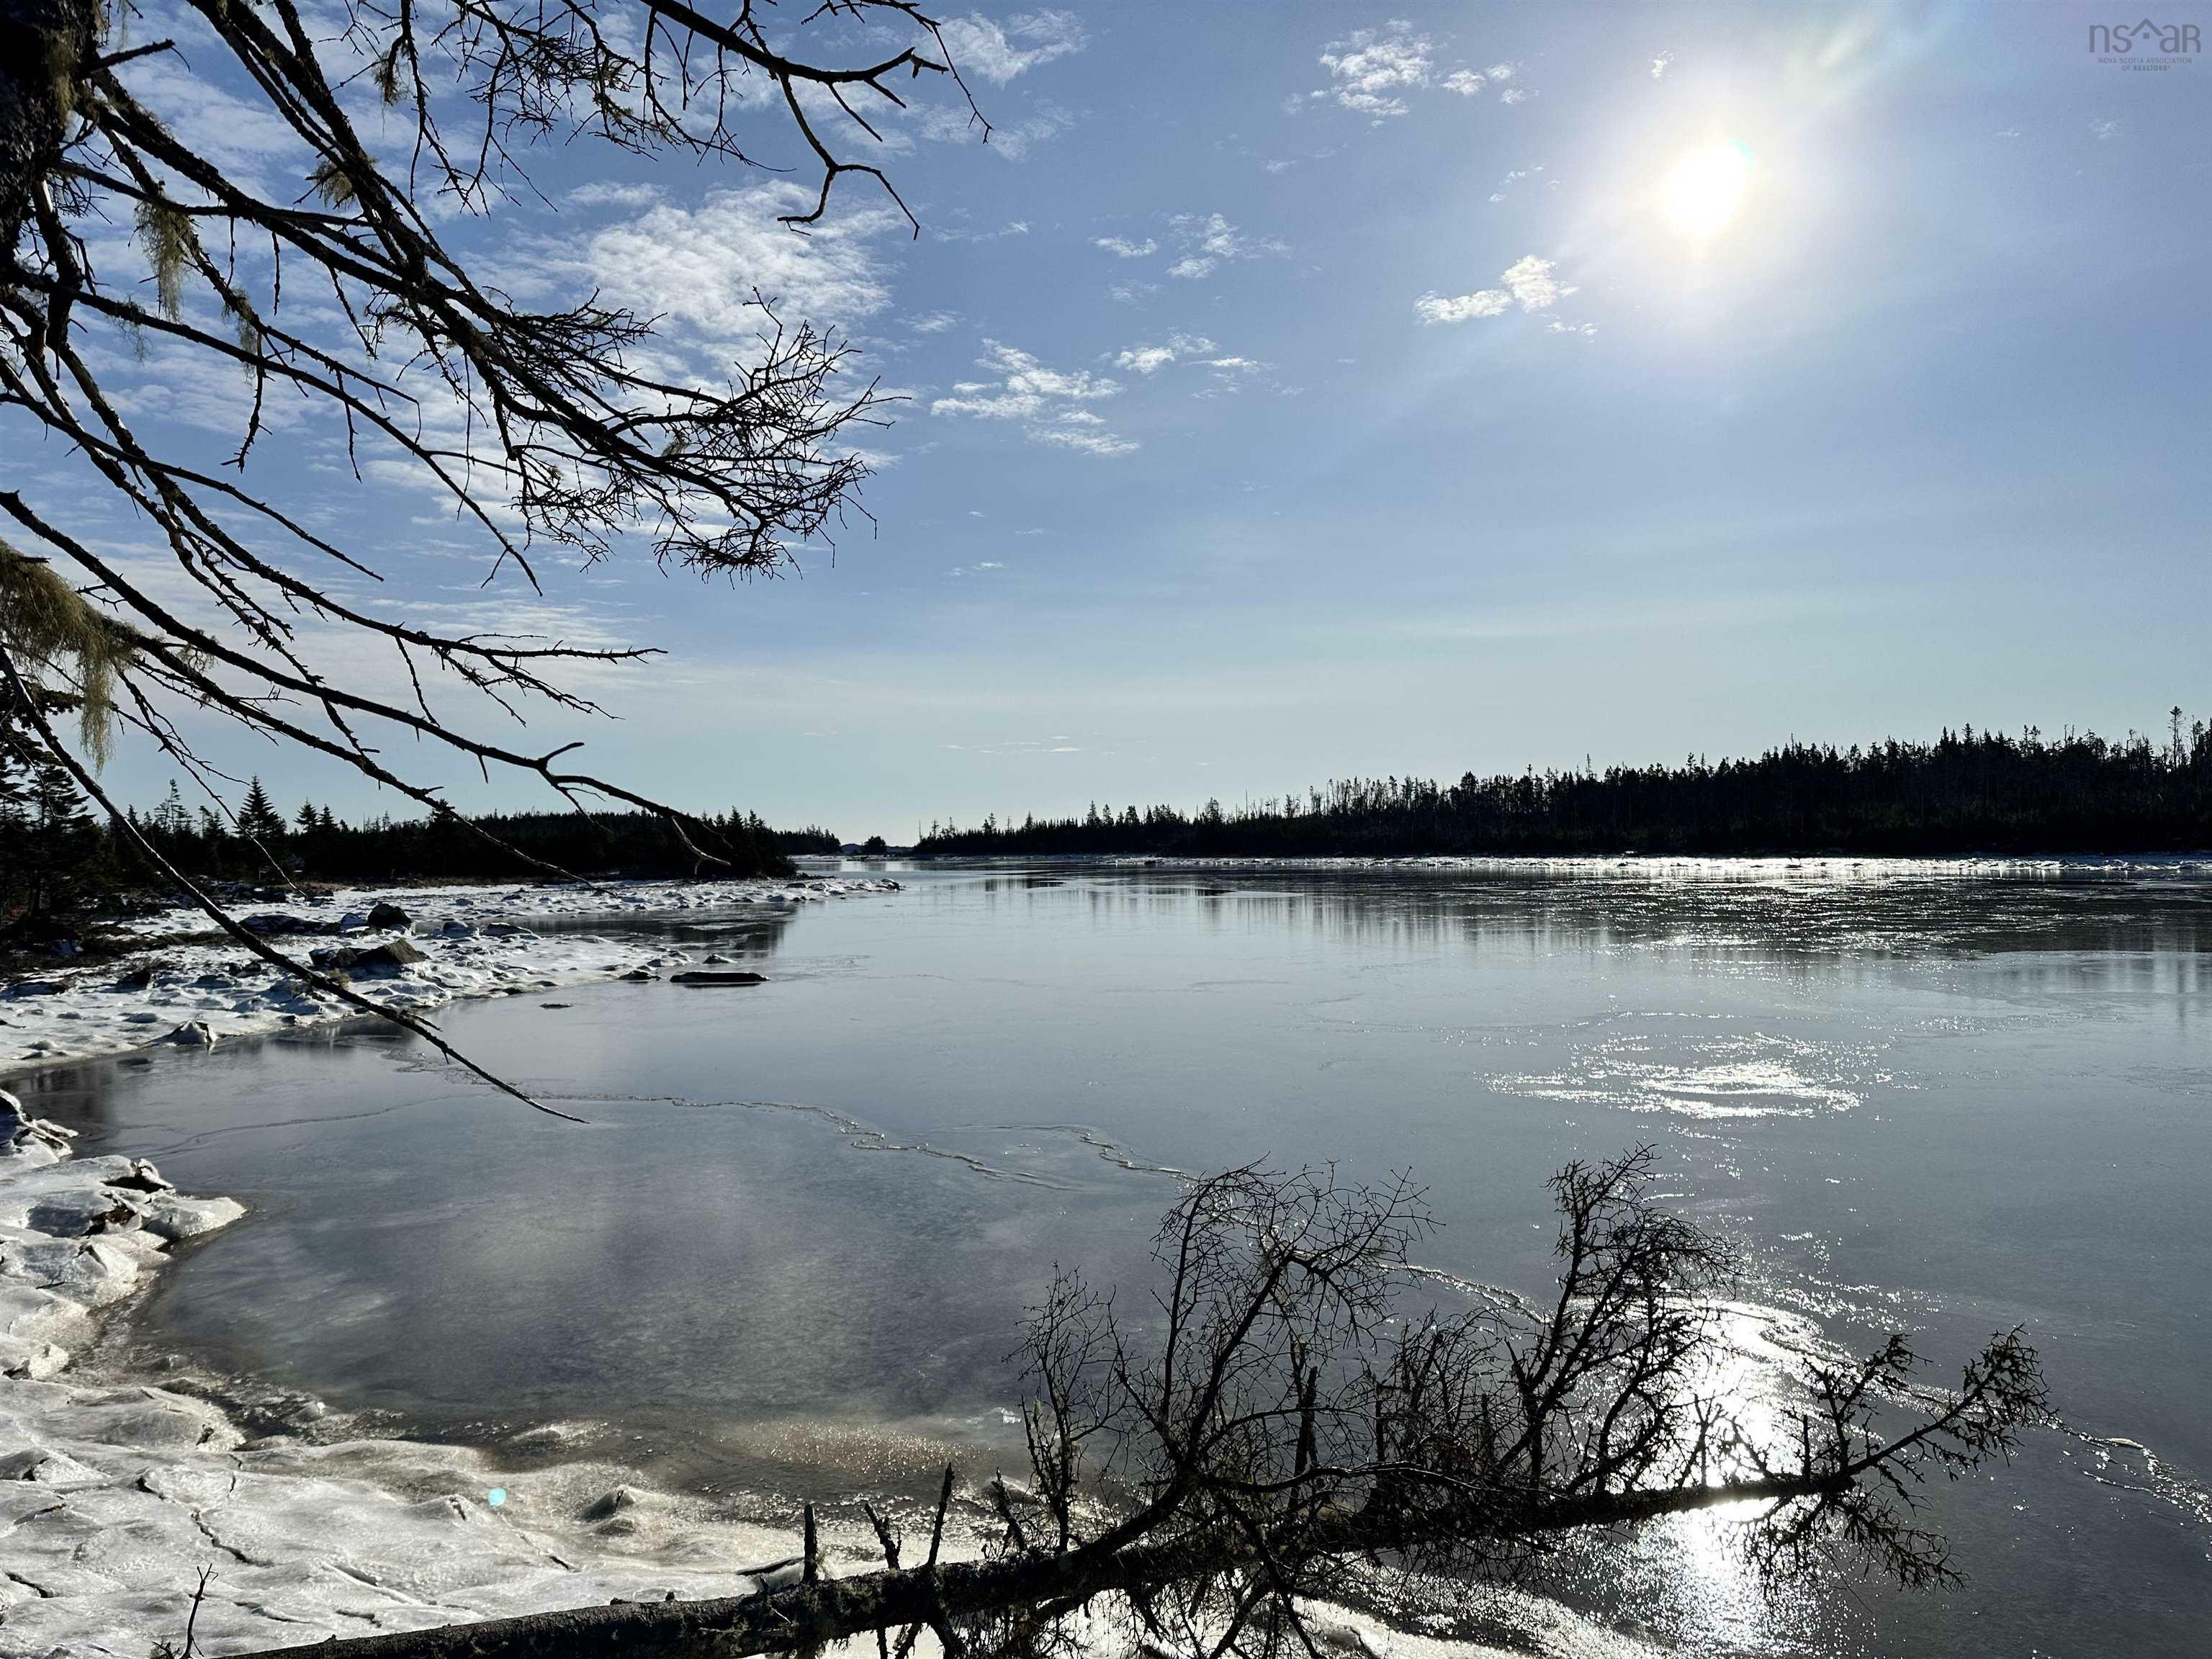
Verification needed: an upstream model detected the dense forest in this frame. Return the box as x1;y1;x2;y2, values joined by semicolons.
917;715;2212;859
1;726;827;940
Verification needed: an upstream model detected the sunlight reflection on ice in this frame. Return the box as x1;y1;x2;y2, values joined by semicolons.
1496;1028;1886;1118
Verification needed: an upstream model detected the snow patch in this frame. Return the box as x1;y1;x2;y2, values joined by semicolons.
1;876;899;1071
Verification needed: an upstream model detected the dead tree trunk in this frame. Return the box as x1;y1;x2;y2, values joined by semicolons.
247;1476;1832;1659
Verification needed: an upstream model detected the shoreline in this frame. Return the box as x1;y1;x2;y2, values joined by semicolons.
0;876;922;1656
914;850;2212;876
0;1112;1563;1659
0;1097;914;1656
1;873;899;1076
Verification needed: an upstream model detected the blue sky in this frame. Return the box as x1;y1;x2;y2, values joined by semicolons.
33;3;2212;840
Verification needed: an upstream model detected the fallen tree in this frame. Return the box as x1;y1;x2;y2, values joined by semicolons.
253;1150;2050;1659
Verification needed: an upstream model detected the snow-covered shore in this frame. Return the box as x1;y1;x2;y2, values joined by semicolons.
1;875;898;1071
0;1107;1572;1659
0;1094;908;1655
0;876;922;1655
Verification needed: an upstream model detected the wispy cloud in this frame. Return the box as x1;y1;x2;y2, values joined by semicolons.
1298;27;1526;123
908;102;1074;161
1112;333;1219;374
1650;52;1675;81
1314;20;1433;119
1094;235;1159;258
935;217;1033;243
1165;212;1286;282
937;10;1087;84
1414;255;1569;325
932;341;1137;456
1414;289;1510;323
1488;165;1544;203
567;181;665;210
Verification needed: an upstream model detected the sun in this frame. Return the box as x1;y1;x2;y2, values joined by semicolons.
1661;143;1753;236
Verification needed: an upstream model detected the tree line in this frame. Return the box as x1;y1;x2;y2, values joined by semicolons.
917;714;2212;859
1;740;834;939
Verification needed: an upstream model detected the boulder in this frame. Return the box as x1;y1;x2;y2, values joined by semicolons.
342;939;426;976
159;1021;217;1048
4;979;67;999
240;913;323;937
580;1485;644;1521
669;971;768;986
367;901;413;930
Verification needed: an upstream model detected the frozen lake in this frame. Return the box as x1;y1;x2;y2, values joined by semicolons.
22;858;2212;1655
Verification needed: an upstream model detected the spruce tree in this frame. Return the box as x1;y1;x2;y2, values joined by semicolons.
238;778;285;843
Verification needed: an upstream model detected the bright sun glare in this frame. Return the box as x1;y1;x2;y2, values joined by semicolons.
1662;143;1753;236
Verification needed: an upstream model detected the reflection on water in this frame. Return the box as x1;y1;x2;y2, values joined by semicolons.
12;858;2212;1658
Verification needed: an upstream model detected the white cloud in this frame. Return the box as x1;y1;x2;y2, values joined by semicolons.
908;101;1072;160
1414;255;1567;325
932;341;1136;456
114;55;304;197
1112;333;1218;374
1316;20;1433;118
567;181;665;210
2090;118;2121;140
1485;63;1516;81
1650;52;1675;80
569;183;899;345
1033;426;1138;457
935;217;1033;243
1108;281;1158;305
1414;289;1511;323
907;310;959;333
1500;86;1532;105
1162;212;1286;283
1499;254;1560;310
938;10;1087;84
1443;69;1487;96
1094;236;1158;258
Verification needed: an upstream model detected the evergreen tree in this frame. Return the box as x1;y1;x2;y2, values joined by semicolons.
238;777;285;843
0;729;30;916
14;750;105;915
